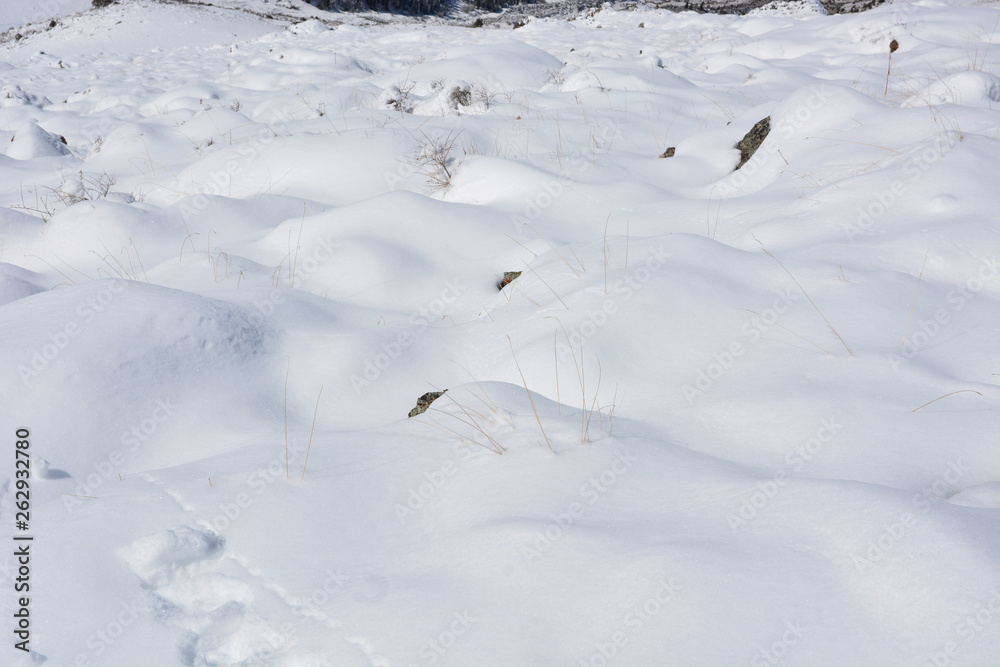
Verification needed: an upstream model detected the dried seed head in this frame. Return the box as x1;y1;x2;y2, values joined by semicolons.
889;39;899;53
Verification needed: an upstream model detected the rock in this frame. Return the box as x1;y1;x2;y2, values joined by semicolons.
497;271;521;290
472;0;884;28
448;85;472;109
735;116;770;170
409;390;447;418
659;147;676;159
820;0;886;13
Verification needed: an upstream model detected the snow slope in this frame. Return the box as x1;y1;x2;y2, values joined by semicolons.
0;0;92;32
1;0;999;665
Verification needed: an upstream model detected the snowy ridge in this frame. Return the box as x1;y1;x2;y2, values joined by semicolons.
0;0;999;665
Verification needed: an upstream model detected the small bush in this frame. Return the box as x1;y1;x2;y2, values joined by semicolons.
406;130;461;191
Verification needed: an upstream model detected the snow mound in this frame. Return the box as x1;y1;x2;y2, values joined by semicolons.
1;84;51;108
901;70;1000;108
287;18;330;35
0;263;46;307
1;280;276;473
5;121;71;159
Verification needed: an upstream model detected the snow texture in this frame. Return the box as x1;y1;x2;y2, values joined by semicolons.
0;0;998;665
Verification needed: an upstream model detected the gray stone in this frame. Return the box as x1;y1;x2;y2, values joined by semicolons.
497;271;522;290
449;86;472;109
735;116;770;170
408;390;447;418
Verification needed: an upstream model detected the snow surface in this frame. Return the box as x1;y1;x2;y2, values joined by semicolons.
1;0;999;665
0;0;92;32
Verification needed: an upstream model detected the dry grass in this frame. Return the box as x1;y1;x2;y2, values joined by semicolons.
290;204;306;288
410;365;510;456
452;365;514;431
14;171;126;223
911;389;982;413
524;223;582;280
754;236;854;357
508;335;552;450
736;308;833;355
522;261;569;310
90;239;149;282
300;384;324;481
884;39;899;97
439;393;506;453
547;316;613;444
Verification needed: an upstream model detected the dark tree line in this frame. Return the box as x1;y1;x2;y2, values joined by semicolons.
309;0;450;15
464;0;536;13
303;0;883;19
308;0;538;17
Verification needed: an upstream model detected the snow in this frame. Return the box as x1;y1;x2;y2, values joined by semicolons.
0;0;93;32
6;121;71;159
1;0;999;665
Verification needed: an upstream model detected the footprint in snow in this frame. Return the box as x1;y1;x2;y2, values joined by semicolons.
120;526;288;665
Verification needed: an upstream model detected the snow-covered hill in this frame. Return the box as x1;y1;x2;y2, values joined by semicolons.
1;0;999;665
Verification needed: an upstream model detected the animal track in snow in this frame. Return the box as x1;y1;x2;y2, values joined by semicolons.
121;525;292;665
